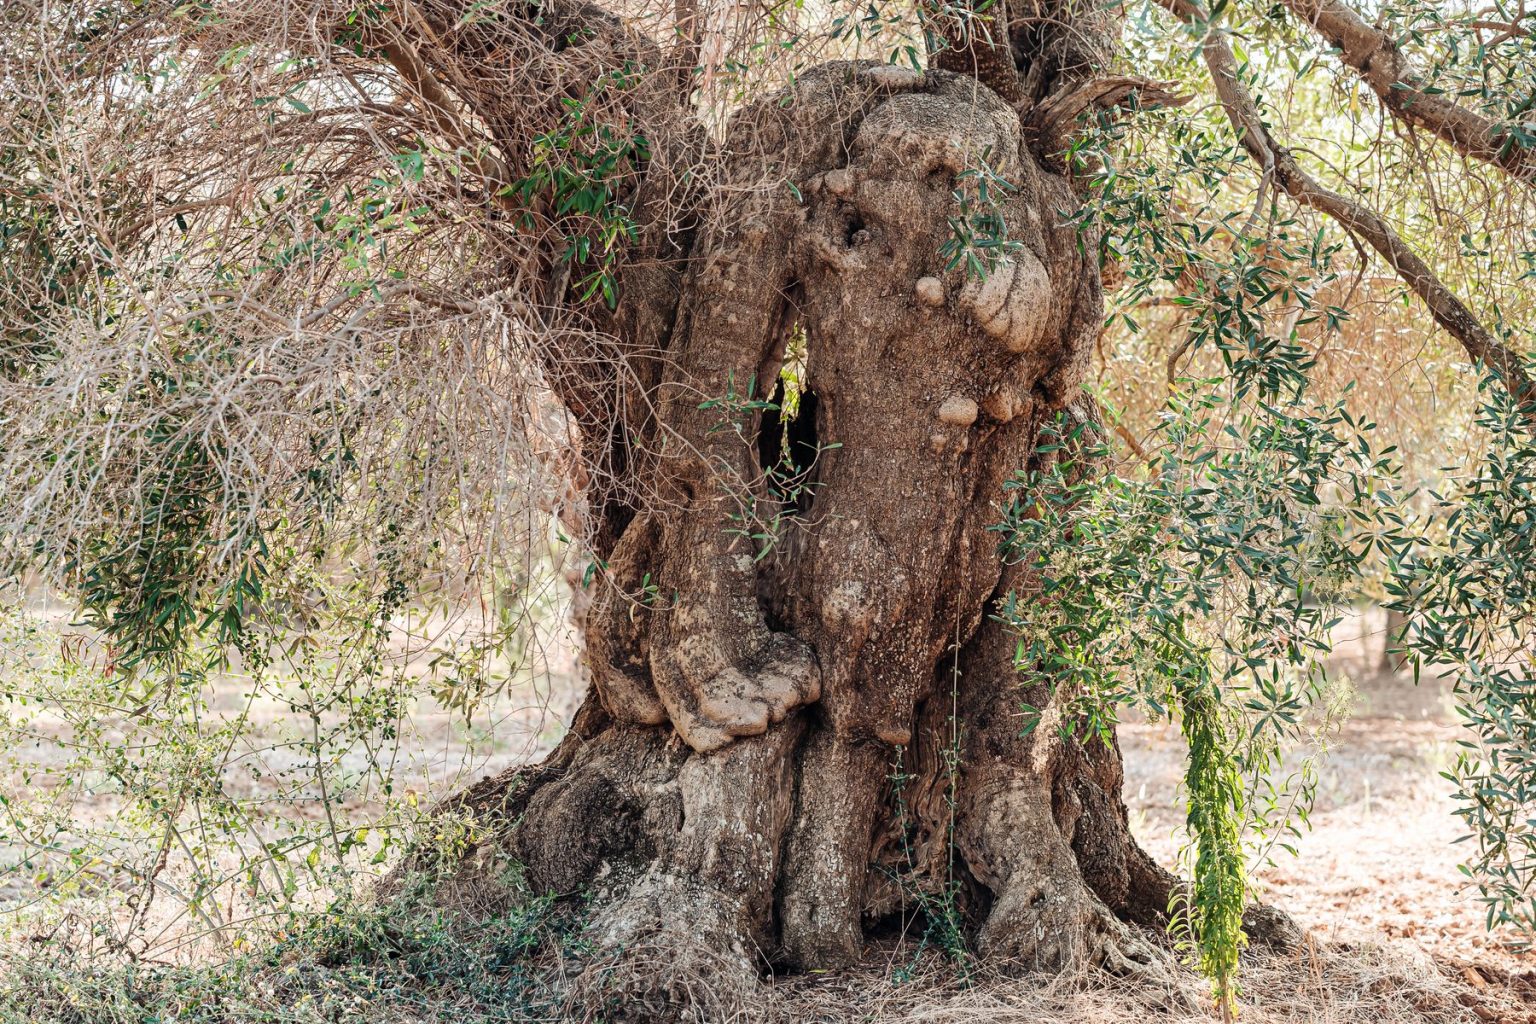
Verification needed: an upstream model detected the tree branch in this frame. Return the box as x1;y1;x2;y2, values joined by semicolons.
1279;0;1536;183
1026;74;1191;159
371;21;518;210
1159;0;1536;427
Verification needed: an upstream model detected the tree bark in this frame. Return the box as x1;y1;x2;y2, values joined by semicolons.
1380;605;1410;674
431;60;1208;1011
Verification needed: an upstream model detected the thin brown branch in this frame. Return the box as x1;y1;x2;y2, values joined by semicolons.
1469;18;1531;41
1158;0;1536;428
673;0;701;96
1026;74;1191;157
1279;0;1536;183
1113;418;1151;461
371;22;518;210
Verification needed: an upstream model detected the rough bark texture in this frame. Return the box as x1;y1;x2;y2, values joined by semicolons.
435;58;1224;1009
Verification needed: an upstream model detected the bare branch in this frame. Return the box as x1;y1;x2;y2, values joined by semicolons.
370;21;518;209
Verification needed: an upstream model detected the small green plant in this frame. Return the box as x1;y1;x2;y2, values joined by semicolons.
1172;684;1248;1017
697;369;781;435
506;73;650;309
0;865;568;1024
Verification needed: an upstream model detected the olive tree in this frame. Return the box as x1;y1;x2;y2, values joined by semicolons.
2;0;1533;1013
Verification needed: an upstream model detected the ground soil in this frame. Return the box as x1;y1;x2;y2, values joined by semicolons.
5;602;1536;1021
1114;606;1536;1022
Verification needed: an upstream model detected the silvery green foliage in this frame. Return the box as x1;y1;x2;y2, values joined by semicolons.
1389;371;1536;943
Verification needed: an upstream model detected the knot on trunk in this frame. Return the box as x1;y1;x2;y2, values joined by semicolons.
958;253;1054;354
653;631;822;753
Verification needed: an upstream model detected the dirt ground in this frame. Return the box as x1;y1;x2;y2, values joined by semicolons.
4;602;1535;1021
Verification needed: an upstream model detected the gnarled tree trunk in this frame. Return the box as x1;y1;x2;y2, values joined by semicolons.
441;53;1218;1007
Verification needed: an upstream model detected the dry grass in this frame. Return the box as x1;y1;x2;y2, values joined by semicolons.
1;900;1508;1024
541;935;1505;1023
762;942;1491;1024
